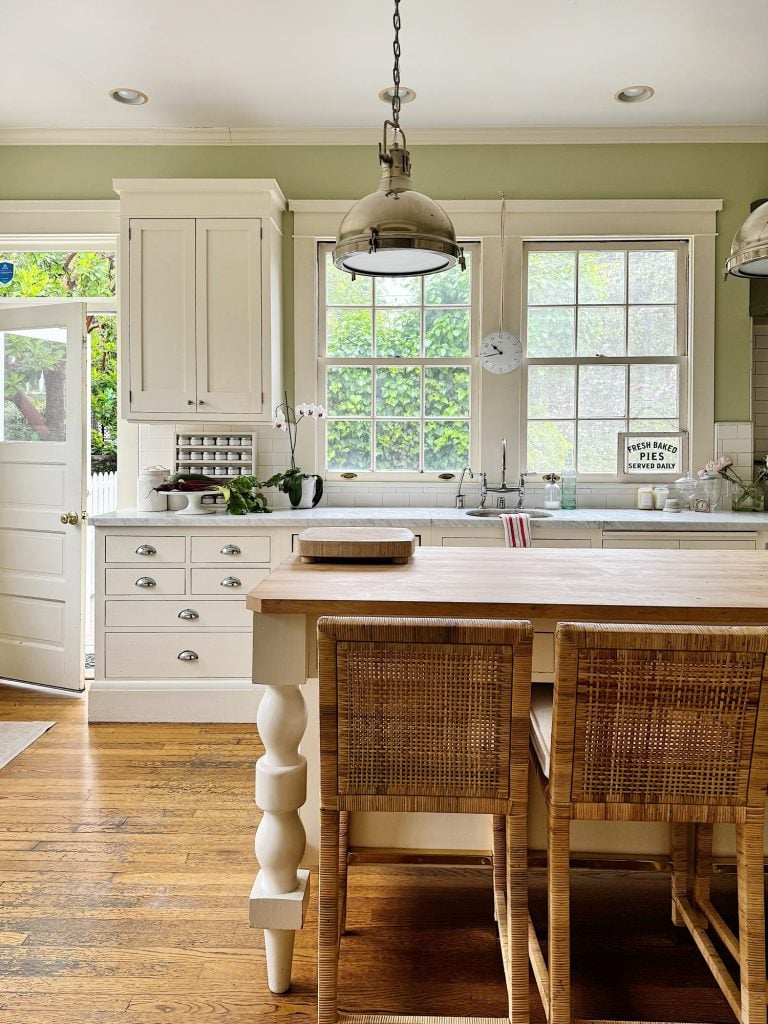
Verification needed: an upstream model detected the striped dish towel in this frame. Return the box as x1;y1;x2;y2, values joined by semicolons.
501;512;532;548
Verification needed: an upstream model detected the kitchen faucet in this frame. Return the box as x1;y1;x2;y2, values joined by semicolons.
479;438;526;509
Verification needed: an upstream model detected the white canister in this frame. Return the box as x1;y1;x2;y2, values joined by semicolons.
229;436;240;446
215;451;226;461
653;485;670;510
203;436;216;446
137;467;169;512
636;485;655;510
190;436;202;446
227;451;239;461
216;436;228;446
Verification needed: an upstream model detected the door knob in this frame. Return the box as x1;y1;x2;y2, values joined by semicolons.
60;512;79;526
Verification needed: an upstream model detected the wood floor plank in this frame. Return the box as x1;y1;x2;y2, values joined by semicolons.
0;680;750;1024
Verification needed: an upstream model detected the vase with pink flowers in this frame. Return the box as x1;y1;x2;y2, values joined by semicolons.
272;392;326;508
699;455;768;512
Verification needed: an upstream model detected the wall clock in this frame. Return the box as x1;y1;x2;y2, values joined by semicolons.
479;330;522;374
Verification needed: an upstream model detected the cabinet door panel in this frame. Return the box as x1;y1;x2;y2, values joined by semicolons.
196;219;263;416
128;219;196;414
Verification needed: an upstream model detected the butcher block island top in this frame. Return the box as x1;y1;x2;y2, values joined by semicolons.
247;545;768;624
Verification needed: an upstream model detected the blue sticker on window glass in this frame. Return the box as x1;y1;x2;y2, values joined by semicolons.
0;262;14;286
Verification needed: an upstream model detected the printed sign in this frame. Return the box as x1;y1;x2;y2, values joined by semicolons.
0;262;14;286
618;431;688;481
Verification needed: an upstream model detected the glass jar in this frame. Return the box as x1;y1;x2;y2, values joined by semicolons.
695;474;722;512
731;480;765;512
543;478;561;510
674;475;697;510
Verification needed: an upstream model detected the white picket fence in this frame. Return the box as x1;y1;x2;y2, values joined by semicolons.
88;470;117;516
85;471;118;652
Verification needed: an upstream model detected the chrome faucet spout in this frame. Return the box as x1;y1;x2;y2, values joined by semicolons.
501;438;507;488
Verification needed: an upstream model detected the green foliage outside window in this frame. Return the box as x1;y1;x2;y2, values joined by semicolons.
0;251;117;470
323;251;473;472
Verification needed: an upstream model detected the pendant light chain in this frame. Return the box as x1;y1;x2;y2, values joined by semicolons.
391;0;402;130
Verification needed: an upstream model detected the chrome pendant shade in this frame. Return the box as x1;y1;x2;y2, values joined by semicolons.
725;199;768;279
333;133;464;278
333;0;464;279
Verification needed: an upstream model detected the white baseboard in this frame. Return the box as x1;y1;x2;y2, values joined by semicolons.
88;678;264;722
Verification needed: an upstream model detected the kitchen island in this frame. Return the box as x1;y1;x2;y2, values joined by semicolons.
245;544;768;992
90;506;768;721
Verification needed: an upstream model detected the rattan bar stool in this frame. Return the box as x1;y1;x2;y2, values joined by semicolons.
317;615;535;1024
528;622;768;1024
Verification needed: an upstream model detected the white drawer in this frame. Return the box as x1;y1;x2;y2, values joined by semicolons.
190;567;269;595
190;535;271;563
105;535;186;563
105;631;252;678
105;568;186;596
105;599;252;629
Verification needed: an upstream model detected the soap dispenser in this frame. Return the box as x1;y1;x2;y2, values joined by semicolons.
543;474;561;510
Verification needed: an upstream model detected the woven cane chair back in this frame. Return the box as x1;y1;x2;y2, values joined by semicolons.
550;623;768;817
318;616;534;814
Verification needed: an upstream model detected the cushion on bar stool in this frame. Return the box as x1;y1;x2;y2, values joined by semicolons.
530;683;553;778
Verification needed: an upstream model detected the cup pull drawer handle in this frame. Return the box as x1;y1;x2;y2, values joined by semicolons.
135;544;157;556
135;576;156;588
177;650;199;661
221;544;241;556
220;576;242;588
178;608;199;620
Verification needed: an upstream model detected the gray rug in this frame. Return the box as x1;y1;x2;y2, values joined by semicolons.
0;722;54;770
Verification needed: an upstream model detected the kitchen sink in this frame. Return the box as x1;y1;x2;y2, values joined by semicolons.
465;508;553;518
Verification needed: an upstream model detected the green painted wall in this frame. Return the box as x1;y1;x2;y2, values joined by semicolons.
1;142;767;419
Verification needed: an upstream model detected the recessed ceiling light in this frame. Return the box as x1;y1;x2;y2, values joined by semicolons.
109;88;149;106
378;85;416;105
615;85;654;104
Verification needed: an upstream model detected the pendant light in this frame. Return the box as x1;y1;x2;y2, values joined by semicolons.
724;199;768;279
333;0;465;279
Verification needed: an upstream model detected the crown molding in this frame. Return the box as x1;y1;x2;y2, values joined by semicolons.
290;198;724;214
0;124;766;146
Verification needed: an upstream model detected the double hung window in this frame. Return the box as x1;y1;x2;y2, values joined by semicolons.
524;241;687;477
318;243;478;476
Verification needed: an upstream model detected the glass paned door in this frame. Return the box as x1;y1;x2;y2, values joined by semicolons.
0;302;87;691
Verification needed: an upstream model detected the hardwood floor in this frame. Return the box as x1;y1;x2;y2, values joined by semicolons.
0;682;743;1023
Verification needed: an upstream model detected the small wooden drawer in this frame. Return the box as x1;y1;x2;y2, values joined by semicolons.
190;567;269;595
105;599;251;629
105;568;186;596
104;631;252;678
190;536;271;564
105;535;186;563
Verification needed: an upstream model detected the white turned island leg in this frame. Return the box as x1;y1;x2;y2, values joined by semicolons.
250;613;311;994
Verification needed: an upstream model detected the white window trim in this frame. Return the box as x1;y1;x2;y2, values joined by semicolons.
294;198;721;483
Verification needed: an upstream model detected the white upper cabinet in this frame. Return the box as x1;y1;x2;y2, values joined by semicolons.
115;179;285;422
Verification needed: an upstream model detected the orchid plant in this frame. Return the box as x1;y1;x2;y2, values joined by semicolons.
272;392;327;471
700;454;768;511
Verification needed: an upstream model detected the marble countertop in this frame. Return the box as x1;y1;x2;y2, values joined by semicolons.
90;506;768;531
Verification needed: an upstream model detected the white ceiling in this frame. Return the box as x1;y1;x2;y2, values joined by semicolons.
4;0;768;136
